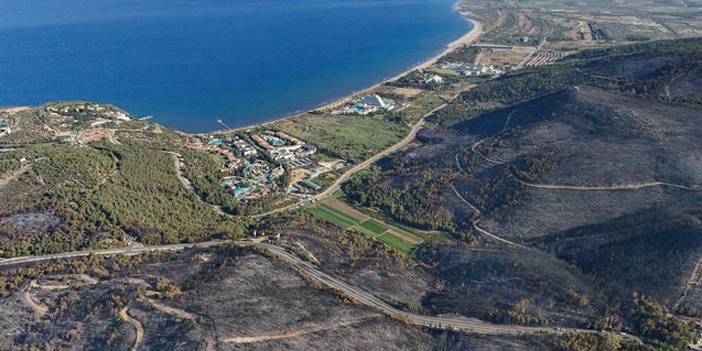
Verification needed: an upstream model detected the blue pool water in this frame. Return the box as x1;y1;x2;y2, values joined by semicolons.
0;0;471;132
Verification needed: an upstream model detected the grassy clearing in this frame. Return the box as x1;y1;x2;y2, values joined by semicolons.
359;219;387;235
386;228;423;245
273;113;408;162
398;93;446;123
429;67;460;76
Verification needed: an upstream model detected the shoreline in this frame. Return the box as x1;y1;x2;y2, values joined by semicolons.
6;8;483;138
195;11;483;137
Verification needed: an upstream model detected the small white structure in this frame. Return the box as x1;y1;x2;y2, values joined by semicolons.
358;94;390;109
332;94;396;115
424;75;444;84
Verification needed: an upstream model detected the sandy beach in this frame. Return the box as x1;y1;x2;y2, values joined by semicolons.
313;15;483;111
201;12;484;136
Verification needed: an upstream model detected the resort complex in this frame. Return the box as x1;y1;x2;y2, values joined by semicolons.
332;94;396;115
191;129;344;201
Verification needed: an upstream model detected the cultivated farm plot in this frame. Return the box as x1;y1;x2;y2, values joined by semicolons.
308;204;357;230
360;219;387;236
308;202;422;255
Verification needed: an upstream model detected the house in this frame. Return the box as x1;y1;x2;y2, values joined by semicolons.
232;138;258;157
424;75;444;84
359;94;391;109
297;144;317;157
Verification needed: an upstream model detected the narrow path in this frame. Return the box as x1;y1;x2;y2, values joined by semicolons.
471;138;506;165
165;151;230;217
165;152;193;190
146;299;195;320
514;177;699;192
455;153;466;173
0;163;31;189
22;281;48;317
675;256;702;310
450;184;525;249
222;316;379;344
469;109;518;166
119;305;145;351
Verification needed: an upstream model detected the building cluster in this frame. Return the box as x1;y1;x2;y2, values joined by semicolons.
249;130;317;165
332;94;396;115
45;103;130;122
442;62;501;77
193;129;341;201
42;103;132;138
190;140;243;173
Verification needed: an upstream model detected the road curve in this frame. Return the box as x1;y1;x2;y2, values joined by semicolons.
245;242;590;336
251;103;441;218
0;239;598;337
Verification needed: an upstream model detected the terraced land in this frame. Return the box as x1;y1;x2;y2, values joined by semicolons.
308;202;422;255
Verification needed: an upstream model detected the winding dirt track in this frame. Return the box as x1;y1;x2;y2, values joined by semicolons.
222;316;380;344
450;184;526;249
675;256;702;310
119;306;144;351
22;281;48;317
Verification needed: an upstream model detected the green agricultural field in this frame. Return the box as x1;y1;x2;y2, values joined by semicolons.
376;232;415;255
352;224;383;238
308;202;422;255
359;219;387;235
308;204;358;229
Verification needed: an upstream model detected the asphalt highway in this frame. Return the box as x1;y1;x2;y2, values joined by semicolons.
0;240;600;337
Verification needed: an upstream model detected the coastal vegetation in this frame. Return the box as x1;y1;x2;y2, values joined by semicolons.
0;118;245;257
273;113;409;162
1;1;702;348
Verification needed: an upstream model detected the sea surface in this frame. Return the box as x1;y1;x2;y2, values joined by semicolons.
0;0;471;132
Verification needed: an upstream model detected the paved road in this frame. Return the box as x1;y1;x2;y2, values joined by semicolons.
0;241;223;267
0;239;596;337
244;242;590;336
316;112;430;199
250;103;442;218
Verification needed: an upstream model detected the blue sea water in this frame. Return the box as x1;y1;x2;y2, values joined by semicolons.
0;0;471;132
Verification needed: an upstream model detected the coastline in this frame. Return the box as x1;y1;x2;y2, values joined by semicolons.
197;13;483;137
6;8;483;138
